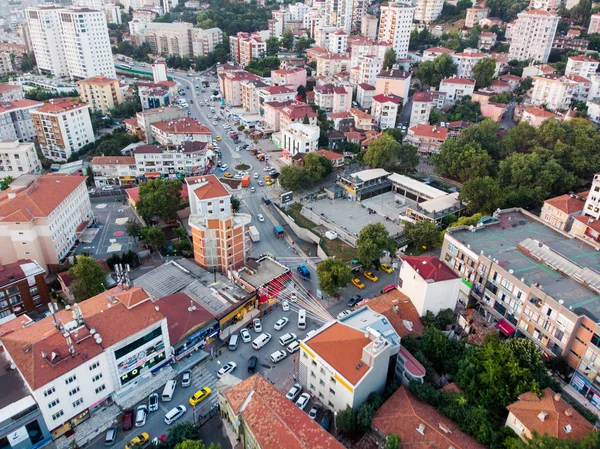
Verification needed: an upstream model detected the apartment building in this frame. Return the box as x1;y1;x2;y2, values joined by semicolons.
529;0;562;9
30;99;94;162
356;56;383;86
452;49;488;79
465;5;490;28
299;321;394;411
361;14;379;40
229;32;267;68
281;123;320;158
0;52;13;75
0;140;42;180
439;77;476;107
324;0;353;33
314;26;340;49
422;46;455;62
540;192;586;232
0;287;170;437
328;30;348;55
77;76;124;114
413;0;444;24
349;108;375;131
134;106;188;143
0;99;43;142
279;102;318;131
271;67;307;90
375;66;411;105
150;118;212;146
219;70;262;107
567;74;592;102
0;84;24;102
404;124;448;154
530;75;577;112
192;27;223;58
134;142;208;177
356;83;376;108
519;105;559;128
132;22;194;58
187;175;251;273
377;3;415;60
258;85;296;104
581;173;600;220
348;36;390;67
509;10;559;64
478;31;497;51
372;94;401;130
315;53;351;76
588;13;600;35
240;80;266;114
91;156;137;187
410;91;433;127
25;5;67;77
565;55;599;79
0;259;50;319
0;174;93;270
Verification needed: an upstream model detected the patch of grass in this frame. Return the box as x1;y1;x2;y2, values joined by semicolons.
235;163;250;171
320;238;358;262
401;243;429;256
286;203;317;230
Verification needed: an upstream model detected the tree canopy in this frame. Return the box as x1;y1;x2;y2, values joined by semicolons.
383;48;397;70
68;256;108;302
356;223;397;268
415;53;458;87
278;154;332;191
316;258;353;295
472;57;497;88
403;221;442;251
364;134;419;173
136;179;183;222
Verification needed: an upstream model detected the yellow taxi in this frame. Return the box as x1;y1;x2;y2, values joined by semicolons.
380;263;393;274
265;175;271;181
266;179;275;186
216;136;221;141
223;172;233;178
189;387;212;406
352;278;365;289
125;433;150;449
364;271;378;282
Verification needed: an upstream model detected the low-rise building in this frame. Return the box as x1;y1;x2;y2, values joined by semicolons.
439;77;476;106
522;63;557;78
316;149;344;168
271;67;307;90
0;52;13;74
587;98;600;126
77;76;124;114
135;106;188;143
540;192;587;232
372;94;401;130
337;168;391;201
30;99;94;162
257;85;296;104
589;12;600;35
452;48;488;79
0;140;42;179
356;83;376;108
404;124;448;155
410;91;433;127
139;85;170;111
281;123;320;158
478;31;497;50
374;66;411;104
582;173;600;220
315;53;351;76
566;74;592;102
519;105;559;127
150;118;212;146
565;55;599;79
570;214;600;247
91;156;137;188
530;75;577;112
499;74;522;92
422;46;455;62
465;6;490;28
0;259;50;319
406;192;466;224
0;84;24;102
349;108;375;131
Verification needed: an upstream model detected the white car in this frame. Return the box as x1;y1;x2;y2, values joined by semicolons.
270;350;287;363
287;340;300;353
234;174;242;180
217;361;237;378
164;405;186;425
337;310;352;320
101;186;114;191
254;173;259;179
290;292;297;303
281;301;289;311
240;328;251;343
286;383;302;401
296;393;310;410
274;317;289;330
264;167;271;171
253;318;262;332
135;405;147;427
257;214;265;222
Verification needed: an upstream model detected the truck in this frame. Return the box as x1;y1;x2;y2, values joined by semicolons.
249;226;260;243
273;225;284;238
297;265;310;279
241;174;250;187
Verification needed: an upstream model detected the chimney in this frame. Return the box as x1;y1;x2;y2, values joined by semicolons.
538;411;548;422
554;393;561;402
565;408;573;417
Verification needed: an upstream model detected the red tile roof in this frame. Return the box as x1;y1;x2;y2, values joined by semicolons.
408;124;448;140
377;68;411;79
373;94;401;104
500;74;522;81
0;259;39;287
544;193;586;214
328;111;353;119
224;375;344;449
0;175;87;222
413;91;433;102
573;215;600;233
155;292;215;344
441;77;475;85
0;84;21;94
372;387;486;449
304;322;371;385
424;47;455;54
358;83;376;90
0;99;43;113
402;256;458;282
280;103;317;120
77;76;119;86
361;289;424;338
522;106;559;118
34;99;88;114
0;286;163;390
316;149;344;161
186;174;229;201
507;388;594;441
261;85;295;95
568;54;599;63
151;118;211;135
91;156;135;166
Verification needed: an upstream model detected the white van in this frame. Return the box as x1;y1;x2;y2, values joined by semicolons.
164;405;186;425
298;309;306;329
229;334;239;351
162;380;177;402
252;333;272;350
279;332;297;346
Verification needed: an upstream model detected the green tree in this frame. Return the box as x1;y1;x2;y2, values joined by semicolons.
506;429;600;449
68;256;108;302
167;422;199;448
385;434;401;449
356;402;376;432
490;91;512;104
136;179;183;222
459;176;505;214
336;406;357;434
175;441;221;449
294;37;314;54
415;53;457;87
457;118;501;159
432;140;494;182
20;52;36;72
278;165;307;191
85;166;95;187
403;220;442;251
445;97;482;123
231;196;241;213
383;48;397;70
280;29;294;51
125;218;143;241
500;121;538;157
364;134;418;173
356;223;398;268
141;226;167;250
384;128;403;142
472;57;497;88
266;36;280;56
317;258;353;295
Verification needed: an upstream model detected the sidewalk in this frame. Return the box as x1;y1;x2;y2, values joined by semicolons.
561;382;600;421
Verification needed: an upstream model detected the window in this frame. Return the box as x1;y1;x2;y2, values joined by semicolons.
65;375;76;385
311;360;317;367
68;387;80;396
311;371;316;378
319;379;325;386
48;399;60;409
89;361;100;371
51;410;64;421
92;373;103;382
310;383;315;390
95;384;106;394
320;367;325;375
72;398;84;408
329;388;335;396
44;387;55;397
330;377;336;384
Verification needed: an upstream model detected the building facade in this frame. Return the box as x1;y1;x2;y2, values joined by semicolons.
91;156;138;187
0;99;43;142
530;75;577;112
150;118;212;146
281;123;320;158
377;3;415;60
508;10;559;64
0;259;50;319
372;94;400;130
0;140;42;180
77;76;124;114
413;0;444;24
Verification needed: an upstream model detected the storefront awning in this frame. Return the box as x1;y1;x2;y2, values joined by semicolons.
496;319;515;337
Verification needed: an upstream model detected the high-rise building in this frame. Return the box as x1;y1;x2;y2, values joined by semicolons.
131;22;194;58
413;0;444;24
324;0;353;33
378;3;415;59
26;5;116;79
508;10;559;64
0;52;13;74
77;76;124;114
187;175;251;274
229;32;268;68
30;99;95;161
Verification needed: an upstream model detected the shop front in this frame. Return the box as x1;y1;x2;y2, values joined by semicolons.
218;295;258;339
570;372;600;411
174;324;220;361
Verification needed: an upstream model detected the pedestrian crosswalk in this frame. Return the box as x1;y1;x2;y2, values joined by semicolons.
189;365;219;417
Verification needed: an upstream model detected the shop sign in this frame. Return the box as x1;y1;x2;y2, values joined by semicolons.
117;341;164;375
8;427;28;446
120;350;166;385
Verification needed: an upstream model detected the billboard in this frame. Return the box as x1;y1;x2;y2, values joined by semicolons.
281;191;293;204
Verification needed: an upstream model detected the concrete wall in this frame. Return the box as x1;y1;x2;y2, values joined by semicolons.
274;205;332;260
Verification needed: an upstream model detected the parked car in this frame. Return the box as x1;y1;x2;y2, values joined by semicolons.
380;263;393;273
122;409;134;431
281;301;290;311
164;405;186;425
296;393;310;410
286;383;303;401
270;350;287;363
217;361;237;378
274;317;289;330
248;355;258;372
181;370;192;387
253;318;262;332
336;309;352;320
125;433;150;449
240;328;251;342
347;295;363;308
148;393;159;412
308;403;323;420
364;271;378;282
135;405;148;427
321;410;333;431
351;278;365;289
287;340;300;353
189;387;211;406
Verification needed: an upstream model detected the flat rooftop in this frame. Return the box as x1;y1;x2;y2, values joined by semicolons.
134;259;250;317
447;209;600;320
0;351;30;410
340;306;401;349
238;257;289;288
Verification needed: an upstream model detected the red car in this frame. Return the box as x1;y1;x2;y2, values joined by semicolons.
123;409;134;431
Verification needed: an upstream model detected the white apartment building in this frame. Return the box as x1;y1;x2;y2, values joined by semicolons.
0;99;43;142
132;22;194;58
589;13;600;35
150;117;212;146
372;94;401;130
314;25;339;49
465;6;490;28
422;46;455;62
72;0;122;24
452;49;487;79
377;3;415;59
349;38;390;69
0;287;170;436
508;10;559;64
439;77;476;106
413;0;444;24
328;30;348;55
31;99;95;162
135;106;188;143
281;123;320;158
192;27;223;58
324;0;353;33
134;142;209;177
530;75;577;112
351;0;368;33
299;321;394;412
0;174;93;269
582;173;600;220
410;91;433;127
0;85;24;102
0;52;13;75
357;55;383;86
565;55;599;79
91;156;137;187
26;5;116;80
361;14;379;41
0;140;42;180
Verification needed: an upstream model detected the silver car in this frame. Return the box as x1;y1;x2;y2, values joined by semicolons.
295;392;310;410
